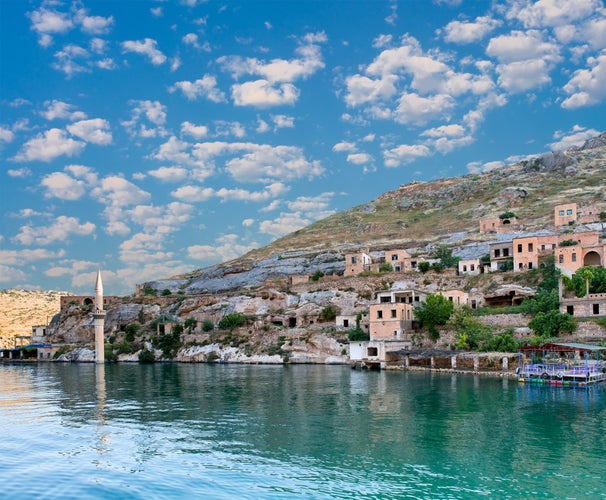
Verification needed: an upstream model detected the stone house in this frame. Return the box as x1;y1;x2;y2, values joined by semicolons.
344;251;372;276
489;241;514;271
382;248;417;272
560;293;606;318
458;258;482;276
480;216;518;233
554;203;578;227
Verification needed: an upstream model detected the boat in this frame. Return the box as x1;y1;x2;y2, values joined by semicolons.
517;342;606;387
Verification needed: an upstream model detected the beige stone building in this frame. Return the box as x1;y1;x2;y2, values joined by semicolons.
344;251;372;276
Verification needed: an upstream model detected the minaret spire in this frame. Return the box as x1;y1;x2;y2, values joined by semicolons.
93;268;106;363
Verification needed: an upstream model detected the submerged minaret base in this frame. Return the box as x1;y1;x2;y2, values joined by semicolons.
94;269;105;364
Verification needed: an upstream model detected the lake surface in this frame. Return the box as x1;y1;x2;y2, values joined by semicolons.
1;363;605;499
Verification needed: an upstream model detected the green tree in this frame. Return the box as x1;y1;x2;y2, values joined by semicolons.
499;211;516;220
124;323;139;342
434;247;460;269
184;317;197;333
528;310;576;338
321;306;337;321
418;261;430;273
379;262;393;272
311;270;325;281
415;293;454;341
161;288;172;296
569;266;606;297
218;313;247;331
138;349;156;363
201;318;214;332
153;322;183;358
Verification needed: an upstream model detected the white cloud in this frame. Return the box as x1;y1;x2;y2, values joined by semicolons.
181;121;208;139
28;7;74;47
122;38;166;65
333;141;357;152
121;100;168;138
0;248;65;266
148;166;189;182
486;30;560;64
584;18;606;49
271;114;295;129
41;172;87;200
91;176;151;208
151;7;163;17
231;80;300;107
52;44;91;77
242;218;255;227
496;59;552;92
13;216;95;245
13;128;85;162
182;33;211;51
7;168;32;178
41;100;87;121
443;16;501;44
346;153;373;165
66;118;112;145
395;93;455;125
127;202;194;234
510;0;600;28
188;234;257;263
118;232;173;265
0;127;15;143
384;144;431;167
562;53;606;108
74;8;114;35
548;125;602;150
169;75;226;102
171;185;215;203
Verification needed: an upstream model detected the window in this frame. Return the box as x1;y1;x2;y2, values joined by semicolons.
528;262;533;269
391;254;398;261
559;254;564;263
395;265;401;272
528;243;533;252
367;347;378;357
503;248;510;257
351;256;357;264
572;253;577;262
377;310;383;319
470;264;475;271
463;265;467;272
567;305;574;315
495;249;501;258
541;245;545;250
391;309;397;318
343;319;349;328
517;244;523;252
559;210;565;216
593;304;600;315
567;209;573;215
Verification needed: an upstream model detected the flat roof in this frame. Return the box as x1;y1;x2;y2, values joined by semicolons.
521;342;606;353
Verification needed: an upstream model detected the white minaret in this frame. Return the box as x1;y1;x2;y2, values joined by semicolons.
94;269;105;364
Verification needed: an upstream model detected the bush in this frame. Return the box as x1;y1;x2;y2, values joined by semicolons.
415;293;454;341
124;323;139;342
321;306;337;321
218;313;246;331
379;262;393;273
161;288;172;296
202;319;214;332
311;270;325;281
418;262;430;273
138;349;156;363
348;328;369;341
528;310;576;338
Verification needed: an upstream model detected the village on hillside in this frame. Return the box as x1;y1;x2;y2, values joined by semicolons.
2;201;606;375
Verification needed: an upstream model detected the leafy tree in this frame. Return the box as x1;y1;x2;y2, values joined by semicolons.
379;262;393;272
124;323;139;342
311;270;324;281
499;211;516;220
348;328;369;341
321;306;337;321
201;318;214;332
161;288;172;296
138;349;156;363
153;323;183;357
434;247;460;269
143;286;156;296
415;293;454;341
529;310;576;338
184;317;197;333
418;261;430;273
218;313;247;331
568;266;606;297
450;307;493;350
481;331;519;352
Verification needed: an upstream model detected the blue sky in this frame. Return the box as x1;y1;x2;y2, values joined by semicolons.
1;0;605;295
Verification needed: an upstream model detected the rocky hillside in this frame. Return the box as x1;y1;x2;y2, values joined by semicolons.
0;290;68;348
147;132;606;294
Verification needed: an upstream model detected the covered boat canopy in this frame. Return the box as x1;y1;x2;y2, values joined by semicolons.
520;342;606;353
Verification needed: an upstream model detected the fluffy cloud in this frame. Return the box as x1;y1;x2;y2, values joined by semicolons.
548;125;602;150
28;7;74;47
13;216;95;245
509;0;600;28
122;38;166;65
395;93;455;125
188;234;258;263
486;30;560;63
66;118;112;145
169;75;226;102
41;100;87;121
121;100;167;138
496;59;552;92
74;8;114;35
181;121;208;139
172;182;288;203
0;127;14;143
562;53;606;108
384;144;431;167
13;128;85;162
346;153;373;165
41;172;87;200
443;16;501;44
231;80;300;107
148;166;189;182
92;176;151;207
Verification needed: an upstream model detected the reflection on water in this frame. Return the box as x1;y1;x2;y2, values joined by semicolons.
1;363;606;498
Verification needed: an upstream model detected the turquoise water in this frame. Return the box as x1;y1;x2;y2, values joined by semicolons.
1;363;605;499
